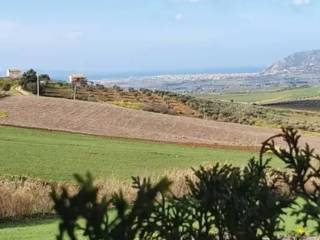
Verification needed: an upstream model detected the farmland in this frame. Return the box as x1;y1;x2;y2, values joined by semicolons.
0;125;264;239
0;126;316;235
43;83;199;117
0;126;259;181
197;86;320;104
263;99;320;112
0;95;282;148
41;84;320;133
1;95;320;239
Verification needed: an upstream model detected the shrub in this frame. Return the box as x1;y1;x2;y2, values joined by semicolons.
142;104;172;114
25;82;45;95
128;87;135;93
113;85;122;91
52;174;171;240
52;128;320;239
261;128;320;234
2;83;11;91
96;84;105;90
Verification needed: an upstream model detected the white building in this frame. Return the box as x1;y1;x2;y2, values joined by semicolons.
68;74;87;86
6;68;22;79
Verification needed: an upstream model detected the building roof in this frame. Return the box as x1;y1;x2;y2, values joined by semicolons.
7;68;22;72
69;74;86;78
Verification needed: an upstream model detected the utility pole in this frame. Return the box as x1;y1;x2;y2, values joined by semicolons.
37;74;40;97
73;84;77;100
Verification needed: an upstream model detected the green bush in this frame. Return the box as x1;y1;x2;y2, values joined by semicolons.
52;128;320;239
2;83;11;91
261;128;320;234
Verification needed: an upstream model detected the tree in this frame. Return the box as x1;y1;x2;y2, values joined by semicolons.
39;74;50;83
20;69;37;89
19;69;46;95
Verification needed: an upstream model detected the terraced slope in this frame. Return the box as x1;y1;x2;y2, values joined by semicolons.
43;85;199;117
1;96;320;149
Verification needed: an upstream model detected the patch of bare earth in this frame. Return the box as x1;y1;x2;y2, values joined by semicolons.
1;96;320;149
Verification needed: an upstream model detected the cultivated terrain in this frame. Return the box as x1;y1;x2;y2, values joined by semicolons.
1;95;320;149
2;50;320;239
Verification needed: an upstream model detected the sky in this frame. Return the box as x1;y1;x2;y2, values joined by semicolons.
0;0;320;76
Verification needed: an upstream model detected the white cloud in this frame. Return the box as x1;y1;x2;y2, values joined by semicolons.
293;0;311;6
175;13;183;21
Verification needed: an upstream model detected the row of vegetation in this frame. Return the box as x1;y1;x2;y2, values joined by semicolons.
52;128;320;239
5;72;320;133
149;90;320;132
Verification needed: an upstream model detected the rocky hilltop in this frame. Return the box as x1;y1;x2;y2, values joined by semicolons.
263;49;320;75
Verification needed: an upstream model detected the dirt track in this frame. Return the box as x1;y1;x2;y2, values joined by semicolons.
1;96;320;150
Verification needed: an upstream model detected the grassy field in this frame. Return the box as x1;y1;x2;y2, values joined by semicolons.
0;126;315;239
0;203;315;240
199;86;320;104
0;126;266;182
0;219;59;240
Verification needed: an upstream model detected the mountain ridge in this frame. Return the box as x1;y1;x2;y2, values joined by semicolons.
262;49;320;75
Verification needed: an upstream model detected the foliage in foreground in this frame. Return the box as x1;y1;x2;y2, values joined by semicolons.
52;128;320;239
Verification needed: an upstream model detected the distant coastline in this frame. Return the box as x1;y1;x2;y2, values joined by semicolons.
0;66;262;82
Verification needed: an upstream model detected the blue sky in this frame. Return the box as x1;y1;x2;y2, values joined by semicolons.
0;0;319;75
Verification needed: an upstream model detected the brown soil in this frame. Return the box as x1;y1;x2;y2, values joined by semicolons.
1;96;320;150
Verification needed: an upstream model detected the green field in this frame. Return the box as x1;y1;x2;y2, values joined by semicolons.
0;126;265;182
0;126;315;239
0;219;59;240
0;203;314;240
199;86;320;104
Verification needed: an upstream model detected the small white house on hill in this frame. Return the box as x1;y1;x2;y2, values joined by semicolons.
6;68;22;79
69;74;87;87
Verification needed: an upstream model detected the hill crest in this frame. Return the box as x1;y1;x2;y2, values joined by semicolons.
263;49;320;75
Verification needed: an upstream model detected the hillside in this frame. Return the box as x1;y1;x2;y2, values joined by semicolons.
9;81;320;133
263;49;320;75
1;96;320;149
43;83;199;117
